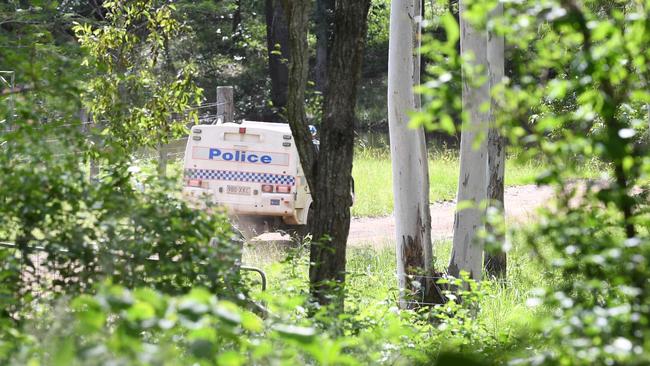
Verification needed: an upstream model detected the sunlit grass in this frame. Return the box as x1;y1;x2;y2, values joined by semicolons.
242;236;546;349
351;147;461;217
352;146;602;217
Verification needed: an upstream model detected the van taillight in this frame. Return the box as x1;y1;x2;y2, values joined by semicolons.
187;179;208;188
239;127;247;134
261;184;274;193
188;179;202;187
276;185;291;193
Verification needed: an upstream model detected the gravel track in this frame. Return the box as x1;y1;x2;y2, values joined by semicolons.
255;184;554;246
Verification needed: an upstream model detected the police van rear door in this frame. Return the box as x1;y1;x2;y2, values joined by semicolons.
184;122;297;210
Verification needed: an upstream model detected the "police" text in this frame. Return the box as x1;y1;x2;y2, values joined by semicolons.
209;148;273;164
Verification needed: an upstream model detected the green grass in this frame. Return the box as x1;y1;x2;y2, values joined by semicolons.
351;147;458;217
242;236;546;352
351;147;601;217
242;237;545;307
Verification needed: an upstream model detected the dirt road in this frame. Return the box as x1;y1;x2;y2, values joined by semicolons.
255;184;554;246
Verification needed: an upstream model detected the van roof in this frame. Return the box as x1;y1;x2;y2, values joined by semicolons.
208;120;291;133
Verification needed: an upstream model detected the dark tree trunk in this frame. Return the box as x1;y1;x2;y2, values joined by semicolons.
282;0;317;186
232;0;242;34
314;0;334;93
283;0;371;311
308;0;371;310
266;0;290;121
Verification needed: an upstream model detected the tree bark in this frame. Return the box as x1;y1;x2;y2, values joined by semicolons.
158;146;168;177
281;0;317;188
308;0;372;310
232;0;242;34
484;2;507;278
388;0;442;308
314;0;334;93
266;0;290;120
448;0;489;281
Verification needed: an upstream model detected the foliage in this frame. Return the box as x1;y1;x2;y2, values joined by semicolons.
418;0;650;364
7;0;650;365
0;1;243;361
5;246;532;365
241;241;541;365
0;126;242;300
362;0;391;77
0;1;85;122
173;0;271;116
14;284;332;365
74;0;202;152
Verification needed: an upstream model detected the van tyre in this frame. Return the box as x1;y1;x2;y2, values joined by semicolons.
232;216;268;240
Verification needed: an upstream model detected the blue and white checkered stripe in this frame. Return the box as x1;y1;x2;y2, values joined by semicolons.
185;168;295;186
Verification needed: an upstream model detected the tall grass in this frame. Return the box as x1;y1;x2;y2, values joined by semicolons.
242;235;547;350
352;146;601;217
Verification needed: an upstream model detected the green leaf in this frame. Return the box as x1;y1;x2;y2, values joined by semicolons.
241;312;263;333
30;228;46;240
188;327;217;342
622;156;634;173
126;301;156;322
440;114;456;135
214;301;241;326
53;337;75;366
273;324;316;343
442;12;459;48
217;351;244;366
189;339;215;359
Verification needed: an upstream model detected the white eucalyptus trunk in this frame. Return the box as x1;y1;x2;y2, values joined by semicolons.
448;0;489;281
413;0;435;296
388;0;434;307
485;2;507;277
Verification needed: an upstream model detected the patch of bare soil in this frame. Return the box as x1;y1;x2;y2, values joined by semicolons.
254;184;554;247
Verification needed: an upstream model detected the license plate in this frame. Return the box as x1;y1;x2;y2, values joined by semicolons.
226;185;251;195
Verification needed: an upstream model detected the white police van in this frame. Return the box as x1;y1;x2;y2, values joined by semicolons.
182;121;313;236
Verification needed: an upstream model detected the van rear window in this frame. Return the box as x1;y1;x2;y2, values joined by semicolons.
224;132;261;143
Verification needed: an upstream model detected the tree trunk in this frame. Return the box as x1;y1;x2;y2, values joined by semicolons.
388;0;442;308
308;0;371;310
448;0;489;281
281;0;317;190
158;146;168;177
314;0;334;93
266;0;290;120
484;2;507;279
232;0;242;34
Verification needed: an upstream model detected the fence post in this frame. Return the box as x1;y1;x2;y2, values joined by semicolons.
158;145;168;178
216;86;235;123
